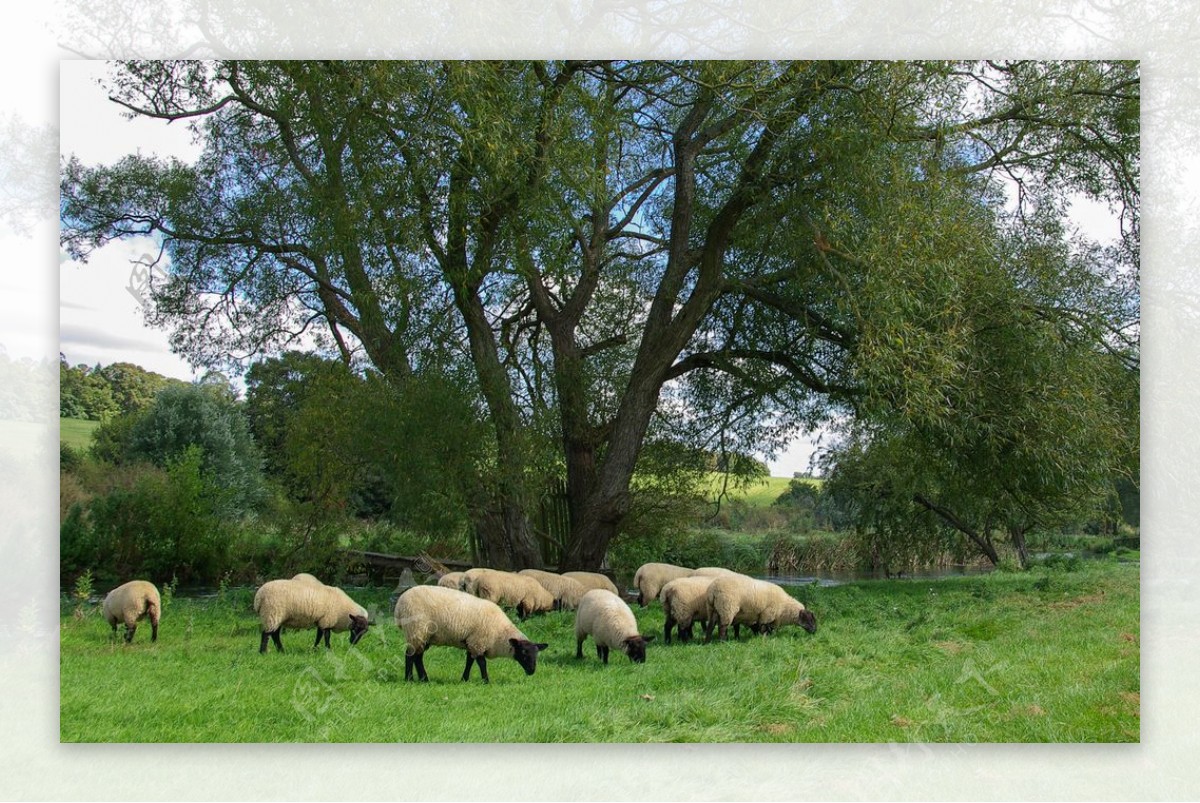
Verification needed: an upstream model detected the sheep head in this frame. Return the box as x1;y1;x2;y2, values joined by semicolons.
509;638;549;675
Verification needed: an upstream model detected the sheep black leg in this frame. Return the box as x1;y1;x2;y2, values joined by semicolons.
734;624;742;640
462;653;475;682
151;621;158;642
323;629;332;649
477;656;489;684
405;652;415;681
124;624;135;644
717;623;728;641
576;637;585;659
313;628;324;649
680;622;693;643
663;616;674;645
600;646;609;665
259;631;270;654
415;652;428;682
271;629;284;652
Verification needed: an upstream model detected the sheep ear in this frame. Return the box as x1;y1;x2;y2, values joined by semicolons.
641;634;656;643
534;643;549;651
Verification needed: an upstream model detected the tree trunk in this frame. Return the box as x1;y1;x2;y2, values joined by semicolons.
913;494;1002;566
1009;525;1031;569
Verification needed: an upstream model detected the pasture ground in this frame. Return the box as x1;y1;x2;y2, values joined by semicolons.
59;558;1138;742
59;417;100;452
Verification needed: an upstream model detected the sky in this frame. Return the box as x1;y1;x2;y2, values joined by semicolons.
59;60;204;382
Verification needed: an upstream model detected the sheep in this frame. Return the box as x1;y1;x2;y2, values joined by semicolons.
458;567;489;594
632;562;693;607
394;585;548;683
562;571;620;596
468;569;555;619
690;566;740;578
573;589;654;664
703;574;817;642
102;580;161;643
659;575;717;644
437;571;465;589
518;569;588;611
291;572;324;586
253;578;370;653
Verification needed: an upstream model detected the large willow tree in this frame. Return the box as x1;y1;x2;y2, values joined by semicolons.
61;60;1138;569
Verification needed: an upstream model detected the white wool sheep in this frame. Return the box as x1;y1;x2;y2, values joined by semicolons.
518;569;588;611
253;578;370;653
562;571;620;596
632;562;693;607
659;575;717;644
291;572;324;586
437;571;465;589
703;575;817;642
458;567;489;594
102;580;161;643
394;585;548;683
573;589;654;664
690;566;740;578
468;569;555;619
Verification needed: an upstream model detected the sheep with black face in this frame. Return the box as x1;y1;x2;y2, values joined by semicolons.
394;585;549;683
573;589;654;664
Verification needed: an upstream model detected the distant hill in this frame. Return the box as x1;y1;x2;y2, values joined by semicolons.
703;473;821;508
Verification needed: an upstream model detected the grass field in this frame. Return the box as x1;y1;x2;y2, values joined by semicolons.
704;474;816;507
60;417;100;452
60;559;1138;742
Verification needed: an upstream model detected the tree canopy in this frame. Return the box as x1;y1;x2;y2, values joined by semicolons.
61;60;1139;569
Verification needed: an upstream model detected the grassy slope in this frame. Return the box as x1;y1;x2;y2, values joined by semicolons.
60;417;100;451
60;561;1138;742
704;474;816;507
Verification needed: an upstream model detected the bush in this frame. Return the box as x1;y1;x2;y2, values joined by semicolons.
59;448;233;587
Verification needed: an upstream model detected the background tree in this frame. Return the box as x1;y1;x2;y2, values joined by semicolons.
59;356;120;420
61;60;1139;569
116;382;265;517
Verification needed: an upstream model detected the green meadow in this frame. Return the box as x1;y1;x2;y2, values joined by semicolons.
59;559;1138;743
59;417;101;452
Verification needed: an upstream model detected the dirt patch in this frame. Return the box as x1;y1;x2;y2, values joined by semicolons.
934;640;966;655
890;715;915;728
1120;632;1138;643
760;723;794;736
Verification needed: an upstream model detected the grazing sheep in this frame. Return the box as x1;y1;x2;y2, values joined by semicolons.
690;566;740;578
253;578;370;653
574;589;654;664
291;572;324;586
437;572;465;589
468;569;555;619
703;575;817;642
102;580;161;644
659;575;717;644
518;569;588;611
394;585;548;683
633;562;693;607
458;567;489;594
562;571;620;596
